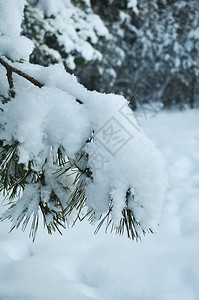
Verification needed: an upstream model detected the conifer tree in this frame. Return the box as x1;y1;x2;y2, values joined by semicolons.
131;0;160;104
131;0;199;108
159;0;199;107
23;0;139;104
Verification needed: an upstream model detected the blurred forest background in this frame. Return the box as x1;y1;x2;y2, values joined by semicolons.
24;0;199;109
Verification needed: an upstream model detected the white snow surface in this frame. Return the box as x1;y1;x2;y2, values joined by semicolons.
0;0;25;37
0;0;34;60
127;0;137;9
0;108;198;299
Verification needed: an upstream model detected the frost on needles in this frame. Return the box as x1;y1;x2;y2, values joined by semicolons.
0;0;167;241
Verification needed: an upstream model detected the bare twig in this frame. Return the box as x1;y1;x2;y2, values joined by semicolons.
6;68;15;98
0;56;43;89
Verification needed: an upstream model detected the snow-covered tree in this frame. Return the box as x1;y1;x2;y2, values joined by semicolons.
23;0;110;69
0;0;167;241
89;0;139;103
158;0;199;108
22;0;139;105
131;0;160;104
19;0;199;108
132;0;199;108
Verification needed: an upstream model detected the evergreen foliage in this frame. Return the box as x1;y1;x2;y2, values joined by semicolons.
129;0;199;108
22;0;199;108
159;0;199;108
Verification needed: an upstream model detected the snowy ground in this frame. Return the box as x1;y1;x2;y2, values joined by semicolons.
0;108;198;300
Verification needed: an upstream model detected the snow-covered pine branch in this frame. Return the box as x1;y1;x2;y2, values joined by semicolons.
0;0;167;241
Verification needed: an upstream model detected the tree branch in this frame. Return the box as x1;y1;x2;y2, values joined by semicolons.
6;67;15;98
0;56;44;89
0;56;83;103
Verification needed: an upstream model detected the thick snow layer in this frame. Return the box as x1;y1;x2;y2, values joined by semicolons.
0;84;90;163
0;0;25;37
0;36;34;61
0;0;34;60
128;0;137;9
0;62;167;232
0;109;198;299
